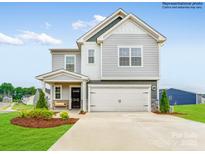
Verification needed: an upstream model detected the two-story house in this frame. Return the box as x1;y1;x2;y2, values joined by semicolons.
36;9;166;112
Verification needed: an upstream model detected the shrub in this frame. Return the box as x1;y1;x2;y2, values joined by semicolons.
160;89;170;113
19;110;29;118
36;90;48;109
19;109;54;119
60;111;69;120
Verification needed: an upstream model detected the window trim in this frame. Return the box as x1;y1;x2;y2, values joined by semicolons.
54;85;62;100
118;46;143;67
87;49;95;64
64;55;76;72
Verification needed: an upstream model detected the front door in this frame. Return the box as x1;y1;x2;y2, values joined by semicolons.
71;87;81;109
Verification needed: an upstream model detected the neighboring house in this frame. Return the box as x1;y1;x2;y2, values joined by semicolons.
196;94;205;104
22;95;35;105
159;88;204;105
2;96;12;103
36;9;166;112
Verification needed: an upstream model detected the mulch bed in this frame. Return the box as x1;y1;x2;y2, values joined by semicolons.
11;117;79;128
153;111;186;115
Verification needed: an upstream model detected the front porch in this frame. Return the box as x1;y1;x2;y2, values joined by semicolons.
36;69;89;111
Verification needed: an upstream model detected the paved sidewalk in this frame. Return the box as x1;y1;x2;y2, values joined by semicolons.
49;112;205;151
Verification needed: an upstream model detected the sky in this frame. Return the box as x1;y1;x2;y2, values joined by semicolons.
0;2;204;93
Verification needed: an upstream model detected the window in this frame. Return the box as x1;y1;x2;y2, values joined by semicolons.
54;86;62;100
88;49;95;64
119;48;129;66
131;48;142;66
169;95;172;101
65;55;75;72
119;47;142;67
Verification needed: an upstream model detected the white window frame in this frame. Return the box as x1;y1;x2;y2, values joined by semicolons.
64;55;76;72
87;49;95;64
54;85;62;100
118;46;143;67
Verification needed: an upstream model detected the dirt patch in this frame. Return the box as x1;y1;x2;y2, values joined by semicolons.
11;117;79;128
153;111;186;115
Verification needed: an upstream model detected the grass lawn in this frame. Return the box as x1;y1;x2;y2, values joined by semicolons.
174;104;205;123
0;112;72;151
12;103;34;111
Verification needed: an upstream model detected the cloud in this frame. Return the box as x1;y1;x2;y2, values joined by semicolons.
0;33;24;45
72;14;106;30
19;31;62;45
45;22;52;29
94;15;106;22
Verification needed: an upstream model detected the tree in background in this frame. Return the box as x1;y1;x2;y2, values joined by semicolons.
13;87;24;101
0;83;14;96
36;90;48;109
160;89;170;113
0;83;37;102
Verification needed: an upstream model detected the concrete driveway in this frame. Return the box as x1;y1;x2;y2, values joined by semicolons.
49;112;205;151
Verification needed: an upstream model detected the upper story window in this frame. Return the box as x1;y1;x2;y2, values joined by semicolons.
65;55;75;72
119;48;129;66
54;85;62;100
88;49;95;64
118;46;143;67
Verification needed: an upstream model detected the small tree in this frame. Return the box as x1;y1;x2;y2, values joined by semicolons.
160;89;170;113
36;90;48;109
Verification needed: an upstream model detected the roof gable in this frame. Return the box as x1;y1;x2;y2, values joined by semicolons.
87;16;123;42
97;14;166;44
77;9;127;45
45;72;81;81
36;69;89;82
105;19;146;36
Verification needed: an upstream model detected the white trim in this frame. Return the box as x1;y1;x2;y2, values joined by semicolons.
158;43;161;79
36;69;89;81
88;85;91;112
50;84;53;108
81;81;87;111
100;43;103;79
69;85;81;110
88;84;151;88
54;85;62;100
45;72;82;81
100;77;160;80
117;46;143;67
44;80;84;83
148;86;151;112
64;55;76;72
87;49;95;64
97;14;166;43
88;84;151;112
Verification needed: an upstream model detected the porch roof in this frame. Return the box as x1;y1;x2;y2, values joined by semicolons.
36;69;89;83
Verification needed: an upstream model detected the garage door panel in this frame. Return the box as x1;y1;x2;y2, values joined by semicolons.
90;85;150;112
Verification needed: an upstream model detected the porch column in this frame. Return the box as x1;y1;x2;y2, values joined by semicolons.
81;81;87;112
42;81;46;93
50;84;53;109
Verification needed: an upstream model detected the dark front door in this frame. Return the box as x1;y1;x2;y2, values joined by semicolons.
71;87;81;109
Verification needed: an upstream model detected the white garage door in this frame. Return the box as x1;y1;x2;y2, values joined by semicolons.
89;85;150;112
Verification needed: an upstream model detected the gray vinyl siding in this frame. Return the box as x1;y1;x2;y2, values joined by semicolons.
88;80;158;111
62;85;69;100
52;52;81;73
102;34;159;78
